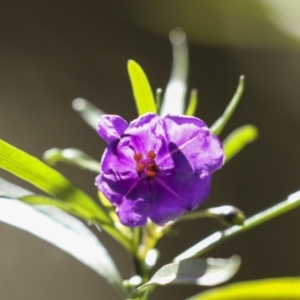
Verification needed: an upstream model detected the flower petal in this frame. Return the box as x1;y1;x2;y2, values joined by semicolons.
117;199;151;227
124;113;161;154
101;140;136;177
95;173;137;205
159;170;212;211
158;115;224;173
147;180;186;225
97;115;128;144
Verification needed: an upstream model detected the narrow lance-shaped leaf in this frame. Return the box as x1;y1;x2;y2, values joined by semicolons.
0;177;100;223
72;98;105;130
185;88;198;116
160;28;188;116
127;60;157;115
187;277;300;300
223;125;258;163
174;190;300;262
0;177;132;253
155;88;163;111
210;76;245;136
133;256;241;299
43;148;100;173
178;205;245;227
0;139;110;224
0;197;128;299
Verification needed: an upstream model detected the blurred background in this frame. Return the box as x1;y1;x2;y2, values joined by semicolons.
1;0;300;299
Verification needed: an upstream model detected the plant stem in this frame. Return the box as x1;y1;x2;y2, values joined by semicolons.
174;190;300;262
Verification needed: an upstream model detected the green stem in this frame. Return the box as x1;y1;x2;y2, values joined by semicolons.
174;190;300;262
177;210;210;222
101;223;133;253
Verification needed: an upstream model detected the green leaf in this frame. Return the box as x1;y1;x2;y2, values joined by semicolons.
21;195;90;219
223;125;258;163
0;139;110;224
127;60;157;115
133;256;241;299
210;76;245;136
43;148;100;173
0;177;97;221
0;197;128;299
178;205;245;227
0;177;133;252
160;29;188;116
174;190;300;262
187;277;300;299
185;89;198;116
72;98;105;130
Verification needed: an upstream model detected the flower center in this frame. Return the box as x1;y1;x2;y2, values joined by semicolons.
133;150;159;178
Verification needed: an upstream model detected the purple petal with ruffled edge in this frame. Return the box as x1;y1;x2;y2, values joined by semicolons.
96;113;225;227
97;115;128;144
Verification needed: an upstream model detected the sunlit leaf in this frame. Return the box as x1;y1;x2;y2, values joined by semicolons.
43;148;100;173
127;60;157;115
187;277;300;300
0;177;132;253
185;89;198;116
179;205;245;226
0;197;128;299
210;76;245;136
20;195;90;219
0;139;110;224
133;256;241;299
160;29;188;116
0;177;32;198
174;190;300;262
0;177;98;221
223;125;258;163
72;97;105;130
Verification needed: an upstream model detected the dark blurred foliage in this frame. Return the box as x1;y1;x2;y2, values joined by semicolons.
1;1;300;299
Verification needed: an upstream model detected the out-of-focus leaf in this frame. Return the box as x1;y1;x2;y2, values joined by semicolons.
0;177;97;221
0;139;110;224
0;177;132;252
174;190;300;262
187;277;300;300
0;197;128;299
43;148;100;173
155;88;163;111
185;89;198;116
133;256;241;299
160;29;188;116
127;60;157;115
72;98;105;130
179;205;245;226
20;195;89;220
0;177;32;198
210;76;245;136
223;125;258;163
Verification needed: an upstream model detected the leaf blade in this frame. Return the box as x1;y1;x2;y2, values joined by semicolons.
0;139;110;224
0;197;128;298
133;256;241;298
43;148;100;173
185;89;198;116
174;190;300;262
127;60;157;115
187;277;300;300
223;125;258;163
210;76;245;136
161;29;188;116
72;98;105;130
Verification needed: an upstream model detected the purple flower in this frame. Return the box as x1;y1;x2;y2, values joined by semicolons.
95;113;224;227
